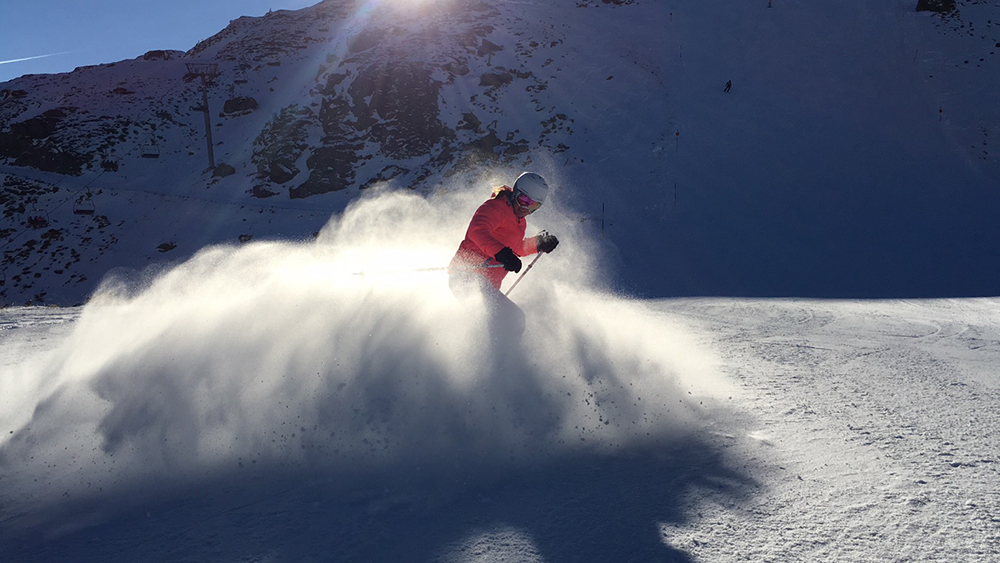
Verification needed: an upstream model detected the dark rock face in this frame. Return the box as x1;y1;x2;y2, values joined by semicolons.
12;149;89;175
142;50;179;61
477;39;503;57
348;62;454;159
360;164;409;189
293;145;361;198
321;73;349;95
293;92;364;198
252;105;311;187
212;163;236;177
468;131;502;154
222;97;259;115
141;1;542;200
440;60;470;77
0;89;28;102
0;108;88;175
457;112;482;132
10;109;69;140
348;28;385;54
915;0;956;13
252;184;280;198
259;159;299;184
294;61;455;198
479;71;513;88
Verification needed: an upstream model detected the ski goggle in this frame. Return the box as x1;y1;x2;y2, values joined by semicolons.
514;191;542;213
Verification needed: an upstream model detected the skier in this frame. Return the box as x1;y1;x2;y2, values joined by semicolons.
724;80;732;93
449;172;559;338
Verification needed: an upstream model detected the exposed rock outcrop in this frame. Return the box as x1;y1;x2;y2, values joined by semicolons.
142;50;181;61
252;105;311;188
212;163;236;177
222;96;260;116
10;108;70;139
915;0;956;14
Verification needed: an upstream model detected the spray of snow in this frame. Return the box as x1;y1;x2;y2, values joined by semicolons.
0;183;731;513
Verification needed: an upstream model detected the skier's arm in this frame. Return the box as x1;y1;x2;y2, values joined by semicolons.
514;236;539;256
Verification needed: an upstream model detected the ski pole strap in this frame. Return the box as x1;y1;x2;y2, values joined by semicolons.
504;252;543;297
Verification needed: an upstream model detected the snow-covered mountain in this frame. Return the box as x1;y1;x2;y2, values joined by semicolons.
3;2;1000;560
2;0;999;306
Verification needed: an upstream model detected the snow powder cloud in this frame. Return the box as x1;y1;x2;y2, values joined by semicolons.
0;181;731;518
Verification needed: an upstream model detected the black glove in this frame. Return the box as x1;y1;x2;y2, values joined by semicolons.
536;232;559;253
494;247;522;272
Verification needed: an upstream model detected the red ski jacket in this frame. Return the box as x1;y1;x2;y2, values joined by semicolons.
450;188;539;290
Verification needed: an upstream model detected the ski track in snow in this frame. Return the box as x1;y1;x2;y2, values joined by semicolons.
2;297;999;561
662;298;1000;562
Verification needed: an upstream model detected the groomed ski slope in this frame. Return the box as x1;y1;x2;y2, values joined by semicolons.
1;189;998;561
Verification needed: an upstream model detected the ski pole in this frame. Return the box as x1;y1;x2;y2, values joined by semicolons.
504;253;543;296
352;263;503;277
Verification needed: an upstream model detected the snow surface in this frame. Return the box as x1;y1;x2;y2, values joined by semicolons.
2;189;999;561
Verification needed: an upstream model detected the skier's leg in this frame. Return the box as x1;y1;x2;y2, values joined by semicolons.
449;270;481;303
449;271;525;357
480;284;525;340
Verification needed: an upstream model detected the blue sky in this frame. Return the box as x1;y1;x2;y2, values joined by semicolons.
0;0;317;83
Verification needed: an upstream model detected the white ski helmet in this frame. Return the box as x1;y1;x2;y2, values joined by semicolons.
512;172;549;204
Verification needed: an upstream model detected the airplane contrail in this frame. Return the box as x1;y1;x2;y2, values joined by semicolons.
0;51;73;65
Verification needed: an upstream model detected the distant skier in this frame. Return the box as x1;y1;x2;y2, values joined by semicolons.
724;80;732;93
449;172;559;338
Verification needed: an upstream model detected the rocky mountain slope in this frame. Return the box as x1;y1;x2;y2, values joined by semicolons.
2;0;999;305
